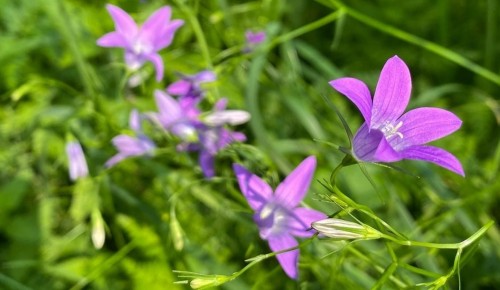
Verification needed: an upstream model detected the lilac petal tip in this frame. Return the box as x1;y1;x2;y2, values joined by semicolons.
275;156;316;208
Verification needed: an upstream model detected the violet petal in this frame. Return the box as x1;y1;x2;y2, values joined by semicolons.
199;150;215;178
352;124;384;162
105;4;138;35
329;77;372;125
400;145;465;176
146;53;164;81
97;32;128;47
288;207;327;238
268;234;299;279
233;164;273;211
390;107;462;150
154;20;184;50
167;80;191;95
274;156;316;208
371;55;412;127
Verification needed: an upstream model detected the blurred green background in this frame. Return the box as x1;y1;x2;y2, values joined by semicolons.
1;0;499;289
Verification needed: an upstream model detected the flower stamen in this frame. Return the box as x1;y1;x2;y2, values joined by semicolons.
382;121;404;139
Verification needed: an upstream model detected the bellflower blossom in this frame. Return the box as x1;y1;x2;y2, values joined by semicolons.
66;141;89;181
233;156;327;279
97;4;184;81
181;99;249;178
329;56;464;176
105;110;156;167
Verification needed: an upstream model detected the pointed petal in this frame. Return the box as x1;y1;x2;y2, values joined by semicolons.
352;123;383;162
194;70;216;83
129;109;141;132
154;90;182;125
142;6;172;32
104;153;127;168
233;164;273;211
372;56;412;127
400;145;464;176
288;208;327;238
146;53;164;81
373;136;402;162
112;135;151;155
200;150;215;178
167;80;191;95
230;131;247;143
97;32;128;47
389;107;462;149
275;156;316;208
214;98;228;111
154;20;184;50
105;4;138;35
329;77;372;125
268;234;299;279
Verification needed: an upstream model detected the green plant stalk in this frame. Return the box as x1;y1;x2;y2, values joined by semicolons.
174;0;212;69
267;10;344;51
380;220;494;250
329;0;500;86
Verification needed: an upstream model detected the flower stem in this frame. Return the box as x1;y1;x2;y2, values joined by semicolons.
380;220;494;250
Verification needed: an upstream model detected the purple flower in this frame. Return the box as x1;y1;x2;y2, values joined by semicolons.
329;56;464;176
97;4;184;81
196;99;248;178
152;90;199;140
105;110;156;167
244;30;266;52
233;156;327;279
167;70;216;100
177;98;249;178
66;141;89;181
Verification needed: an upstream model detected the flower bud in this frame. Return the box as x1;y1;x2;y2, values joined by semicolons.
312;218;382;240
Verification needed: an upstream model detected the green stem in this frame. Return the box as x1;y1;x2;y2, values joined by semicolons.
174;0;213;69
329;0;500;86
268;10;344;51
381;220;494;250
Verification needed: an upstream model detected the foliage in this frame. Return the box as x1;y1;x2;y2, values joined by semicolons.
1;0;499;289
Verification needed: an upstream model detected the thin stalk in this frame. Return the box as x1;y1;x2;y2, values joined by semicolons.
380;220;494;250
174;0;212;69
267;10;344;51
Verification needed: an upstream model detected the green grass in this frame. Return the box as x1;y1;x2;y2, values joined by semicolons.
0;0;499;289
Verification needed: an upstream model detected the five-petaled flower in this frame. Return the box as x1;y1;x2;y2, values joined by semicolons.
97;4;184;81
329;55;464;176
66;141;89;181
105;109;156;167
233;156;327;279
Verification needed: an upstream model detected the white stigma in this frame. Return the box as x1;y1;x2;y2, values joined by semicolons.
381;121;404;139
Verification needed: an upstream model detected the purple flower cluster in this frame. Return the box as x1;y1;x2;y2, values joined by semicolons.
89;3;468;284
151;72;250;178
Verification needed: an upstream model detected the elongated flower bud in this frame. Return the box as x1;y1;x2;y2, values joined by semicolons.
312;218;382;240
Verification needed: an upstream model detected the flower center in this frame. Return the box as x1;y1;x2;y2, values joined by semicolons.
380;121;404;139
132;40;152;55
257;203;289;239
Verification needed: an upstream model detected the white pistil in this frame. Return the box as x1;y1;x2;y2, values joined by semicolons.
381;121;404;139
